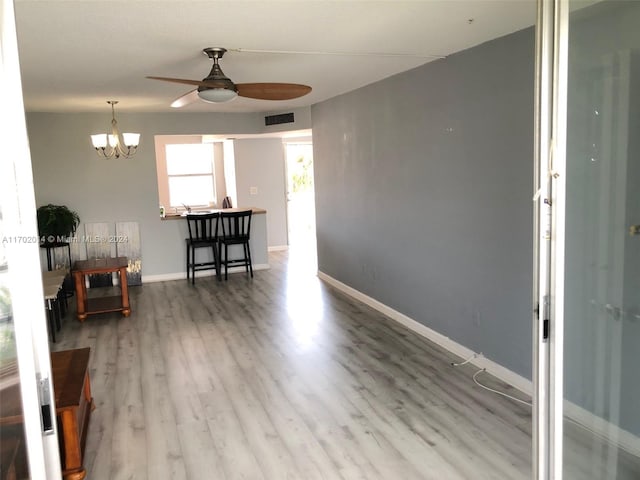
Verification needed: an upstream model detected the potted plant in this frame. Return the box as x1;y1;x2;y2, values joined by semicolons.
37;204;80;244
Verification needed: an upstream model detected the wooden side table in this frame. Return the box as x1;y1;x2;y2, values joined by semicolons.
72;257;131;321
0;348;93;480
51;348;93;480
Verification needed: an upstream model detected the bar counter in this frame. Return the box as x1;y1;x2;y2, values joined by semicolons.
159;206;269;277
160;206;266;220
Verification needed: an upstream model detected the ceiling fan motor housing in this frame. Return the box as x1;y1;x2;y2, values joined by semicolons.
199;63;237;93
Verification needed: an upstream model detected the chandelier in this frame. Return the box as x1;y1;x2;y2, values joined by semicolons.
90;101;140;159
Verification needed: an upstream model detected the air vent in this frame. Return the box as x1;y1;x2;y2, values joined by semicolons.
265;112;294;126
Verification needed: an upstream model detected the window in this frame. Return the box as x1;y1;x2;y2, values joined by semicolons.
155;136;219;211
165;143;215;207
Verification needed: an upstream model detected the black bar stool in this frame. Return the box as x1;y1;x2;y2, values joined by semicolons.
218;210;253;280
185;212;221;284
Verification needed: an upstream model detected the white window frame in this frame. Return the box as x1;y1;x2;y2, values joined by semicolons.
154;136;217;212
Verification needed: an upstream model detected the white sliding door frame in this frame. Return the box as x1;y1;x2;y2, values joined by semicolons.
533;0;569;478
1;0;62;477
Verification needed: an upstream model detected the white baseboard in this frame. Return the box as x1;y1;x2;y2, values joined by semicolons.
317;270;640;457
142;263;269;283
316;271;532;394
564;401;640;458
268;245;289;252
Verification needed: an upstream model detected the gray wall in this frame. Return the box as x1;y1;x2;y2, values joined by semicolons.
234;138;288;248
311;28;535;379
26;111;302;276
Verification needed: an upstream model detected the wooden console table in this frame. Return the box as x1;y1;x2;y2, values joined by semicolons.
72;257;131;321
0;348;93;480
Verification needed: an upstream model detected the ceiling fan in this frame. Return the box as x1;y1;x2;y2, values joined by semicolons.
147;47;312;107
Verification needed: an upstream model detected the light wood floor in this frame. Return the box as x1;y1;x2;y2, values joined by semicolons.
53;248;537;479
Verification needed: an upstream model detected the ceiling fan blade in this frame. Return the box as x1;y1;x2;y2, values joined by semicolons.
236;83;312;100
170;89;199;108
146;76;231;89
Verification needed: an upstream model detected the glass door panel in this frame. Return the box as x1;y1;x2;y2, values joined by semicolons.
563;1;640;478
0;210;31;479
1;0;62;477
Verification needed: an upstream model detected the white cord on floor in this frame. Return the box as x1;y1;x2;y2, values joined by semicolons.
472;368;532;407
450;353;477;367
450;353;532;407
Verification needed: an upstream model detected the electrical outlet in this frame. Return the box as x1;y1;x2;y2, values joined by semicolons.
250;186;258;195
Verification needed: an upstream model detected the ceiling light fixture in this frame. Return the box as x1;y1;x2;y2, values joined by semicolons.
198;87;238;103
90;101;140;158
197;48;238;103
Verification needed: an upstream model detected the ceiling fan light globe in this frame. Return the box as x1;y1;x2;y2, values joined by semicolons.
198;88;238;103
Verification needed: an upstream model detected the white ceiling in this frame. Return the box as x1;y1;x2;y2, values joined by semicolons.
14;0;536;113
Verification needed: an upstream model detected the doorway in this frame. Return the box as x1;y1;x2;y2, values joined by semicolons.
284;142;317;270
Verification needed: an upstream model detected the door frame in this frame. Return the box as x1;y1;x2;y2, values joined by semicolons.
533;0;569;478
1;0;62;477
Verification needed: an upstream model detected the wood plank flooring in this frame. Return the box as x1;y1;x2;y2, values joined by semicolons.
53;249;537;479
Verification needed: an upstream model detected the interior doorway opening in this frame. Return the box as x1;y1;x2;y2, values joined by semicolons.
284;142;317;269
